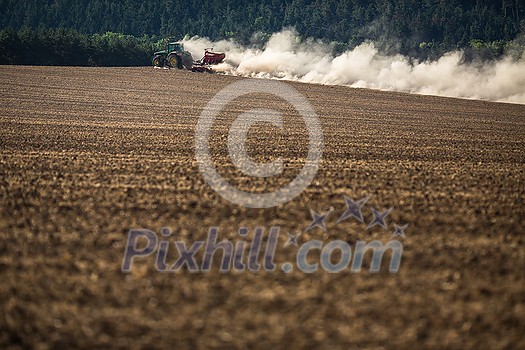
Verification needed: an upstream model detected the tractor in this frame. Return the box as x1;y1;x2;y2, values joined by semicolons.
152;41;193;69
152;40;226;72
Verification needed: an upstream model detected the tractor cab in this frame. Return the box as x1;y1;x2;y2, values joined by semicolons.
167;42;184;54
153;42;185;57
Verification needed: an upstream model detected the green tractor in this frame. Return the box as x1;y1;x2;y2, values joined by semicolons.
152;42;193;69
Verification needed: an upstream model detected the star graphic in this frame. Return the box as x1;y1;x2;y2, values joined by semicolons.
392;224;408;238
366;207;393;230
305;208;333;232
285;231;302;247
337;194;371;224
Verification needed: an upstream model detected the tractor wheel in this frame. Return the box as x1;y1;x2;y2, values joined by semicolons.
167;54;183;69
152;55;163;67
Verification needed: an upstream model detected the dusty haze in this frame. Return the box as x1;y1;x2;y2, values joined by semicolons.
183;29;525;104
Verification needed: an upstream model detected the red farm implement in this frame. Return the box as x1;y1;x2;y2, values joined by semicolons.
191;48;225;73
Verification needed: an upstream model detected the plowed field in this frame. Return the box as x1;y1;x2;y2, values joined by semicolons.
1;66;524;349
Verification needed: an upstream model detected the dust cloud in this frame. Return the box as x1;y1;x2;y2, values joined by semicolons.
183;29;525;104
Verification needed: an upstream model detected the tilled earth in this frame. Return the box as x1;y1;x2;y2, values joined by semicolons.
0;66;524;349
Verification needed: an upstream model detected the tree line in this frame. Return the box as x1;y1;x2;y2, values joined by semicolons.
0;28;161;66
0;0;524;66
